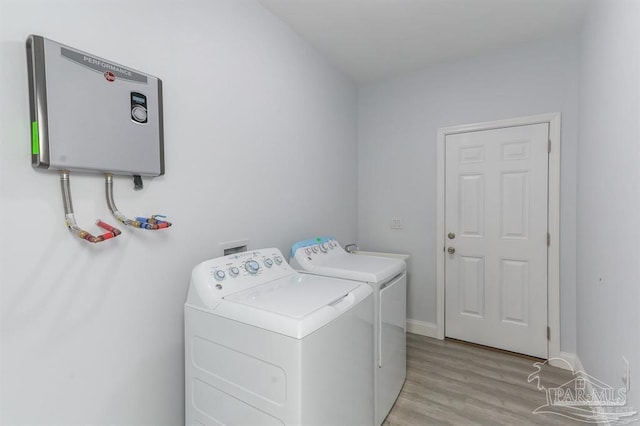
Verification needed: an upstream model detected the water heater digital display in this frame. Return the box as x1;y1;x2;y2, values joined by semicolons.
26;35;164;176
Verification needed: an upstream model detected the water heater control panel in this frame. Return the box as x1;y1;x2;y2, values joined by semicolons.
130;92;148;124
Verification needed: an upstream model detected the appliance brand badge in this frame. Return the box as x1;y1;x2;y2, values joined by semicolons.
60;47;148;84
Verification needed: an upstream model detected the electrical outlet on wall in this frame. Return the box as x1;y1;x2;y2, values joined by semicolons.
622;356;630;391
391;216;403;229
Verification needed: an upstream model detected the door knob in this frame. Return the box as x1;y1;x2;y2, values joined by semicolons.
448;232;456;239
447;247;456;254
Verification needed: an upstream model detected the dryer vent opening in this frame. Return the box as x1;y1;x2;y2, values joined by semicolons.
224;245;247;256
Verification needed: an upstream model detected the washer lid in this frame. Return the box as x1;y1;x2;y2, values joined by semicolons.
304;254;405;284
224;274;360;318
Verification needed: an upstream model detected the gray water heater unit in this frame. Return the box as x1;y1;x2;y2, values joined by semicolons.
26;35;164;176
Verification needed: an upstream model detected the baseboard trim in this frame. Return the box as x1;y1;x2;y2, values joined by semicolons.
553;351;579;371
576;355;610;426
549;353;611;426
406;319;439;338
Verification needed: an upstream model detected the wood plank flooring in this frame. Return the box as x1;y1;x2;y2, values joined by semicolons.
383;333;584;425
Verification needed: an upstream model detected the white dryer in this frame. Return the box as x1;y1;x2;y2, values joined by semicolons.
185;248;374;426
290;237;407;426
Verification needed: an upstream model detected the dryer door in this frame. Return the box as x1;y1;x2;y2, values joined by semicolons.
378;272;407;423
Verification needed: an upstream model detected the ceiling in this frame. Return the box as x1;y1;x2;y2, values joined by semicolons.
258;0;588;83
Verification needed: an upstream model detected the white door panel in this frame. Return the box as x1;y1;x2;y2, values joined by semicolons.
445;124;548;358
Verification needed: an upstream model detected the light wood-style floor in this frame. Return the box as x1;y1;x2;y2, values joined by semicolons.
383;333;584;425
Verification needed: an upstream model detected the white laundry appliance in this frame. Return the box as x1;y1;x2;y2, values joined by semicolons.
290;237;407;426
185;248;374;426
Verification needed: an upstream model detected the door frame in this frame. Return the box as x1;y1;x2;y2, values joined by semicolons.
436;112;561;365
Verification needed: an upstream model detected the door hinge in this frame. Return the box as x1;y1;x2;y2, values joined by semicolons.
547;233;550;246
548;139;551;153
547;326;550;340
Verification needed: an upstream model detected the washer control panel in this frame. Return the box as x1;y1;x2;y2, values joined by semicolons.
190;248;291;306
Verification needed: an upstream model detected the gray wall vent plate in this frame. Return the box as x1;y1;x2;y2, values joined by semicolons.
26;35;164;176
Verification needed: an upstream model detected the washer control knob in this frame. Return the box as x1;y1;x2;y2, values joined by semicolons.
312;246;319;254
229;266;240;277
305;248;312;255
320;243;328;253
264;258;273;268
245;260;260;274
273;256;283;265
215;270;226;280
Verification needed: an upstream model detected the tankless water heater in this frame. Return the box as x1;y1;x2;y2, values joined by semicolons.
26;35;164;176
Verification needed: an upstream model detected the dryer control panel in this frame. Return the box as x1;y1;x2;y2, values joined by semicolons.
289;237;344;267
289;237;406;284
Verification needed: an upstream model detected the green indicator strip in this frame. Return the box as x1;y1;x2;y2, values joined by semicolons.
31;121;39;155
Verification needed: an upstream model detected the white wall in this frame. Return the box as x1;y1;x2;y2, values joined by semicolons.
0;0;357;423
577;0;640;410
357;35;580;353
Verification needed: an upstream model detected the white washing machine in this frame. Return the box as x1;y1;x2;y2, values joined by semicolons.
290;238;407;426
185;248;374;426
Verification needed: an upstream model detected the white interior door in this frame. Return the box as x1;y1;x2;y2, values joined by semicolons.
444;123;549;358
